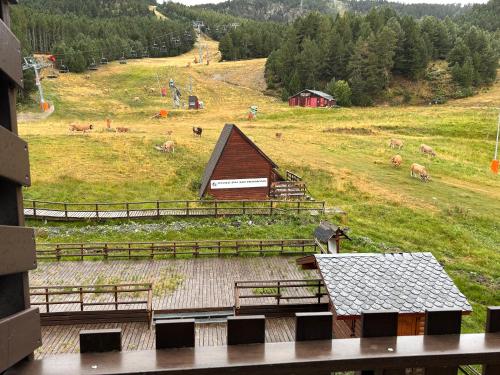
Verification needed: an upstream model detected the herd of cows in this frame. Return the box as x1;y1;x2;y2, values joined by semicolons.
389;138;437;182
67;121;437;183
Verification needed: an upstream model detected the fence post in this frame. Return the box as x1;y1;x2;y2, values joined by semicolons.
317;280;322;304
277;281;281;305
270;200;274;215
259;240;263;256
157;201;160;217
45;288;49;313
186;201;190;216
218;241;222;257
104;244;108;260
194;242;199;258
126;203;130;219
114;285;118;310
79;287;84;311
322;201;326;214
483;306;500;375
234;282;240;311
214;201;218;217
297;201;300;214
32;200;37;219
64;203;68;219
147;285;153;328
424;309;462;375
173;242;176;258
80;244;84;261
95;204;99;219
56;244;61;261
242;201;246;215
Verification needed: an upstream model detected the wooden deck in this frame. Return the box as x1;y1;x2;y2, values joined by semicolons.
24;199;326;221
30;258;321;312
35;318;295;359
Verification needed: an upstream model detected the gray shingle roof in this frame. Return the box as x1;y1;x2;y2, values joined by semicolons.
199;124;278;197
315;252;472;317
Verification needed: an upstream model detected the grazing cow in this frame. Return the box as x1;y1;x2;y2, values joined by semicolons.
420;144;436;157
410;163;429;182
391;154;403;167
116;127;130;133
133;96;141;102
69;124;93;133
84;74;90;80
149;87;156;94
275;132;283;140
193;127;203;137
389;139;404;149
161;141;175;153
106;119;112;129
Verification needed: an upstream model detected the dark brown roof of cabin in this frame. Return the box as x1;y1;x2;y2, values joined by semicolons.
315;252;472;318
199;124;278;197
314;222;351;242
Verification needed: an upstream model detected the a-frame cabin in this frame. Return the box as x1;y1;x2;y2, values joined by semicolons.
199;124;283;200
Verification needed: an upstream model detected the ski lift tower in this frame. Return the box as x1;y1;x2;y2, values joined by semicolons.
22;56;52;111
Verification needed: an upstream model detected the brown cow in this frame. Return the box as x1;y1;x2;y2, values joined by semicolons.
275;132;283;140
410;163;429;182
389;139;404;149
161;141;175;153
420;144;436;157
69;124;93;133
116;127;130;133
391;155;403;167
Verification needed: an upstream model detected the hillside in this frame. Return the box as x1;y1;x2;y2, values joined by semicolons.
17;39;500;331
200;0;470;22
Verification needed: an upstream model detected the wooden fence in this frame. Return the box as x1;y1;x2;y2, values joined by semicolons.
234;279;329;315
23;199;326;221
36;239;323;261
30;283;153;325
286;170;302;182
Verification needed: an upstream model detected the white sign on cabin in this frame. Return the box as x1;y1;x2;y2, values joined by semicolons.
210;178;268;189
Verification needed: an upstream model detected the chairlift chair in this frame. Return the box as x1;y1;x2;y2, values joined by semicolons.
59;61;69;73
130;50;137;59
100;56;109;65
89;59;98;71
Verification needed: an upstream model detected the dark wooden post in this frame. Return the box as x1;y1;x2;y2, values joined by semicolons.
45;288;49;313
227;315;265;345
295;312;333;341
360;310;403;375
64;203;68;219
126;203;130;219
156;201;160;217
424;309;462;375
186;201;190;216
32;200;37;218
95;204;99;219
483;306;500;375
79;287;84;311
80;329;122;353
155;319;195;349
0;4;42;370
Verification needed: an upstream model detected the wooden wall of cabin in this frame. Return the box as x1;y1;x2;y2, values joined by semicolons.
333;315;425;338
205;130;276;200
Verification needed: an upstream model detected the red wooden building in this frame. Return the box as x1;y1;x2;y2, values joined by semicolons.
199;124;283;200
289;89;336;108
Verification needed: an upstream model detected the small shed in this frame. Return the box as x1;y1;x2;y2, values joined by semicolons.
314;221;350;253
188;95;199;110
289;90;336;108
199;124;283;200
307;253;472;338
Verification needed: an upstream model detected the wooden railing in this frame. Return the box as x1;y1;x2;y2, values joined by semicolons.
23;199;326;221
36;239;321;261
286;170;302;182
234;279;327;310
29;283;153;315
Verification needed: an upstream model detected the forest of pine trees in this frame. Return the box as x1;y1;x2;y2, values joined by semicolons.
264;7;499;105
12;0;195;74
